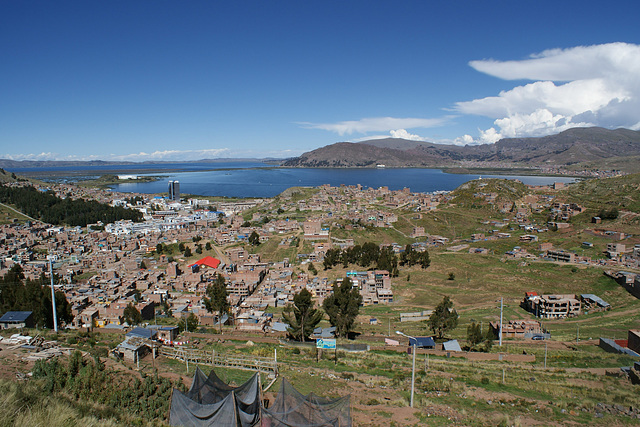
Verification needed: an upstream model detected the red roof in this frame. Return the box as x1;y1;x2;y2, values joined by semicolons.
188;256;221;269
525;292;538;297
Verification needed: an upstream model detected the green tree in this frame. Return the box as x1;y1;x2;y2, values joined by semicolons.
248;230;260;246
178;242;185;252
428;296;458;339
282;289;323;342
307;262;317;275
203;274;230;334
162;300;172;317
183;246;192;257
0;267;73;329
466;322;483;349
483;327;495;351
205;242;212;251
448;272;455;280
323;248;341;270
155;243;163;254
323;277;362;338
178;312;199;333
419;250;431;269
123;303;142;326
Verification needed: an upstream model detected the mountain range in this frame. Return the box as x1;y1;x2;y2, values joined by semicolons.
282;127;640;169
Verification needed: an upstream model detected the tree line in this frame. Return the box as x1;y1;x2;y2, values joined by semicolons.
322;242;400;276
0;265;73;329
0;184;144;226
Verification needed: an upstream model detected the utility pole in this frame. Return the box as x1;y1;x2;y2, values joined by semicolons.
410;343;416;408
499;297;503;347
396;331;416;408
544;341;547;369
48;258;58;332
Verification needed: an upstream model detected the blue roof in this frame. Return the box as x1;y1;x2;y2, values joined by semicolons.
409;336;435;348
0;311;32;323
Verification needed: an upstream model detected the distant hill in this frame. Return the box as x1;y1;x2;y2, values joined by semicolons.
0;158;273;169
0;160;135;169
283;127;640;169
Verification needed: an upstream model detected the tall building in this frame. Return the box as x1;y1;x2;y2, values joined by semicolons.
168;180;180;201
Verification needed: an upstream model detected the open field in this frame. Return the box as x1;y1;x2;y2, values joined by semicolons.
4;325;638;426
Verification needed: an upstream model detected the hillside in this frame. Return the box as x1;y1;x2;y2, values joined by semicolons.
281;141;425;167
283;127;640;170
556;173;640;213
0;168;19;184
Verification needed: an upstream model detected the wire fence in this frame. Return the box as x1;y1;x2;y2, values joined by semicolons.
159;345;278;374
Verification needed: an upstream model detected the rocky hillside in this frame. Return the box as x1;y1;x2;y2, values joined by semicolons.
283;127;640;169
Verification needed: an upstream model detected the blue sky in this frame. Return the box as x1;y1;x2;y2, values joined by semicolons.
2;1;640;161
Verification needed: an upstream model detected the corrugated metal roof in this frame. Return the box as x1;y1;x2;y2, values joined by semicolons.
581;294;610;307
409;336;435;348
127;327;156;339
443;340;462;352
0;311;32;323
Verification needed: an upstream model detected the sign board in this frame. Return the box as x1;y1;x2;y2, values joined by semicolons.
316;338;336;349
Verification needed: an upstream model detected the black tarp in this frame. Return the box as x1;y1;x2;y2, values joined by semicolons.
170;368;260;427
170;368;351;427
261;378;351;427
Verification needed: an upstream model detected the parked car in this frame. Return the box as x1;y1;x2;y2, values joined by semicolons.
532;335;546;340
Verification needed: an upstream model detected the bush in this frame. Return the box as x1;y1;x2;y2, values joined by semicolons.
90;346;109;358
340;372;354;381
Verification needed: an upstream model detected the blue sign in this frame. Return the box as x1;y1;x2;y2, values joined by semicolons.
316;338;336;349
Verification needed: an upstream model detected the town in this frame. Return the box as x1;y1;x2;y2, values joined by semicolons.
2;176;639;337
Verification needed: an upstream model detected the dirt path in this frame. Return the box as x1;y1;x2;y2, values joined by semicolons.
0;201;36;221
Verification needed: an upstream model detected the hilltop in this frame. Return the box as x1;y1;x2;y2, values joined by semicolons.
283;127;640;172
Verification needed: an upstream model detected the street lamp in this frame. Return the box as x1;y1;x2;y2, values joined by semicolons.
396;330;416;408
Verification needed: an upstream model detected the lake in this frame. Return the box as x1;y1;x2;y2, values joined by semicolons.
101;163;576;198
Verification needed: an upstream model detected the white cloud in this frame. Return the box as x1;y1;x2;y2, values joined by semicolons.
478;127;502;144
457;42;640;143
453;134;475;146
0;152;103;161
389;129;427;141
298;116;449;135
1;147;308;162
110;148;231;162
